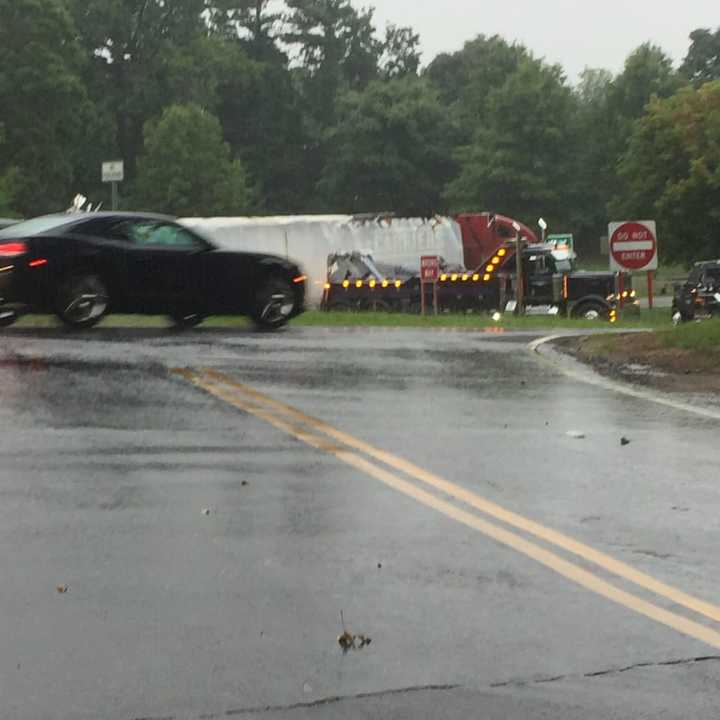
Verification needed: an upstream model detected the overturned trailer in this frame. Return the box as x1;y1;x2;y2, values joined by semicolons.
180;213;537;306
180;215;465;305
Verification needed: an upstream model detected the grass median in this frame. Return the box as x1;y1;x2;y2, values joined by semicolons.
11;307;671;331
572;318;720;376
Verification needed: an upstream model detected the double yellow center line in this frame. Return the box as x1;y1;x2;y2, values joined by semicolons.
175;367;720;650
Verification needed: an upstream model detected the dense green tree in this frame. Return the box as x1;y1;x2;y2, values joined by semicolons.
604;44;682;223
283;0;384;208
681;27;720;86
284;0;382;121
0;172;16;217
607;43;681;125
318;77;454;214
381;24;421;79
212;0;284;60
218;51;308;212
613;82;720;264
0;0;95;215
0;125;17;216
69;0;227;179
445;58;578;229
569;68;616;248
133;104;255;216
426;35;529;142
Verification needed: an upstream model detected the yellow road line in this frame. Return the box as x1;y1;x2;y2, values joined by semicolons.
174;368;720;650
194;368;720;627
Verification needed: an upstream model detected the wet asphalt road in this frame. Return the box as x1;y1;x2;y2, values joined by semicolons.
1;326;719;719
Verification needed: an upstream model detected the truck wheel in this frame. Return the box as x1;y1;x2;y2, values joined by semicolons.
56;274;109;329
572;301;608;321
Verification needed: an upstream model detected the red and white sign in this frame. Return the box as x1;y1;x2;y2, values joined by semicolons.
420;255;440;282
608;221;658;272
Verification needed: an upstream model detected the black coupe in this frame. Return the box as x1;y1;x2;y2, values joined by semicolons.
0;212;306;329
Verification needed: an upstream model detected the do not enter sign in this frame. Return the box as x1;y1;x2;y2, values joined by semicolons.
609;221;658;272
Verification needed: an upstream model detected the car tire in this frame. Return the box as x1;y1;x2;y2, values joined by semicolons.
252;275;296;330
572;300;609;321
0;309;18;327
56;273;109;329
169;312;206;329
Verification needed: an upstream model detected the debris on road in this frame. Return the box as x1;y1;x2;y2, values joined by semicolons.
621;437;631;446
56;585;69;594
201;507;212;516
338;612;372;653
241;481;249;487
566;431;586;439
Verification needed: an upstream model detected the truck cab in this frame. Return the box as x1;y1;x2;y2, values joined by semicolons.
499;245;638;320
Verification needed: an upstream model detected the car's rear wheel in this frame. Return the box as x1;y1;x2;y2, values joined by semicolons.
252;276;296;330
169;312;206;329
56;274;109;329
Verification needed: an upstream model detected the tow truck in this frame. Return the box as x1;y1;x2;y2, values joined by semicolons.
672;261;720;321
322;237;639;321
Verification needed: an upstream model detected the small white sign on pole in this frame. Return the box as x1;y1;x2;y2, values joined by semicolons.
102;160;124;184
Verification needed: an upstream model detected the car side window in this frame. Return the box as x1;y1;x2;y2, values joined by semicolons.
145;224;204;249
111;221;205;250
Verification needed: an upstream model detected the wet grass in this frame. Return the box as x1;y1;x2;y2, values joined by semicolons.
575;317;720;377
12;308;673;331
658;318;720;351
291;308;671;330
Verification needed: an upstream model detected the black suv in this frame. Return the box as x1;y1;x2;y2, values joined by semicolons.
672;261;720;321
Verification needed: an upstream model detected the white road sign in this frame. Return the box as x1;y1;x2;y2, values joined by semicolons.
102;160;124;183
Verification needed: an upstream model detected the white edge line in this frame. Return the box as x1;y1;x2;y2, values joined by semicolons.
529;334;720;423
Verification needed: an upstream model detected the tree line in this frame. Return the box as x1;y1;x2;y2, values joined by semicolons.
1;1;719;263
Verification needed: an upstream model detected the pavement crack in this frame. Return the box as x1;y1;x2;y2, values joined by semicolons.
194;684;460;718
490;655;720;689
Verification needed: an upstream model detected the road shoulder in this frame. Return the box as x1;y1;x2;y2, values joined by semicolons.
530;333;720;421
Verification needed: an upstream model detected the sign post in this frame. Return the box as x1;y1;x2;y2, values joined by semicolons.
420;255;440;316
102;160;124;211
512;222;524;314
609;220;659;310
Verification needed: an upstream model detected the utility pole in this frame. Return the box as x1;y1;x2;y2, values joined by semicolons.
513;221;524;314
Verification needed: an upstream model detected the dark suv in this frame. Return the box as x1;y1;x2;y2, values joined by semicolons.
672;261;720;321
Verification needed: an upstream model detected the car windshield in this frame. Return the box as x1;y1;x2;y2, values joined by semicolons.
0;214;80;239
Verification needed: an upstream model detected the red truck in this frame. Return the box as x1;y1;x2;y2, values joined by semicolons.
322;212;638;321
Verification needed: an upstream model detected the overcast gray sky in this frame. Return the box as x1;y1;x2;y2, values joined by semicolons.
369;0;718;81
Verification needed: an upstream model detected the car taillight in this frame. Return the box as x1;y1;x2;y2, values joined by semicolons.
0;242;28;258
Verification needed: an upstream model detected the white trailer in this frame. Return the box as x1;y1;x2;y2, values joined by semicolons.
180;215;464;305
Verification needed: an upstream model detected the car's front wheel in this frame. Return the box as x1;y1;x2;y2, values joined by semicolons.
56;274;109;329
252;276;296;330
